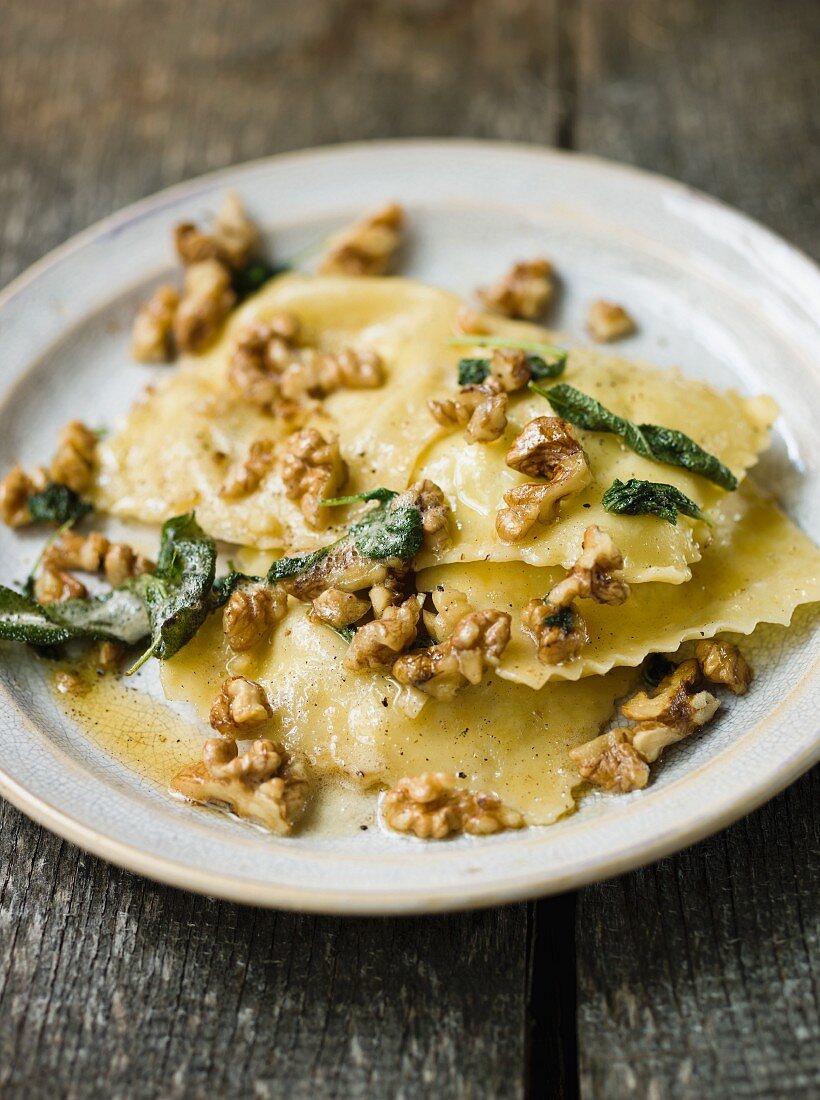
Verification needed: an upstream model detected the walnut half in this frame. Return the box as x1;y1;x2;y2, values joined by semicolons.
318;202;404;276
278;428;348;530
392;608;511;700
695;639;753;695
343;594;423;672
478;259;554;320
621;658;720;762
172;738;309;835
382;772;524;839
209;676;273;736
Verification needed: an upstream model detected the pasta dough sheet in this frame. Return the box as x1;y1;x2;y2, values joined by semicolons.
161;612;636;825
418;480;820;687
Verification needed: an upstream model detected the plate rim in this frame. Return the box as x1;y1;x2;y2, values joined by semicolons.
1;137;818;915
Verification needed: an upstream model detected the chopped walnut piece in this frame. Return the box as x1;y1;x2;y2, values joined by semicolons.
478;259;554;320
0;465;44;527
310;587;370;629
621;659;720;762
392;609;511;700
505;416;586;479
223;585;288;652
487;348;532;393
695;639;753;695
172;737;309;835
34;567;87;605
547;525;631;608
318;202;404;276
382;772;524;839
131;285;180;363
278;541;400;603
228;318;298;408
429;378;508;444
101;543;155;586
43;531;154;586
49;421;97;494
393;479;451;554
279;428;348;529
521;600;588;664
219;439;276;499
173;259;236;354
423;587;474;643
569;729;650;793
496;453;591;542
369;583;400;617
343;594;423;672
279;346;385;401
454;306;491;336
175;192;259;270
95;641;127;675
209;676;273;736
587;300;636;343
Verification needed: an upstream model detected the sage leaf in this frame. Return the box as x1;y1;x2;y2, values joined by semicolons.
602;478;710;525
27;483;92;525
449;334;567;376
0;584;149;647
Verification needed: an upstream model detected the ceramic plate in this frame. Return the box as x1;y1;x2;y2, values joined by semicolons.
1;140;818;914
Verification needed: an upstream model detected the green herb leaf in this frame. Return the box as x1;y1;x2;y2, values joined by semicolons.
321;488;398;507
449;334;567;376
27;483;92;526
267;546;331;585
602;478;710;525
457;358;491;385
128;512;216;669
349;499;423;561
531;383;737;490
0;584;149;647
231;260;291;300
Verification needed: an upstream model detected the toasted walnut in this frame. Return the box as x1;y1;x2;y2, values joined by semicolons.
429;378;508;444
319;202;404;276
49;421;97;494
34;567;87;605
0;465;43;527
279;428;348;529
478;259;554;320
278;346;385;401
310;587;370;629
343;594;423;672
587;300;636;343
223;585;288;652
505;416;586;479
521;600;588;664
487;348;532;393
172;737;309;834
173;259;236;354
423;587;474;643
496;455;591;542
131;285;180;362
547;525;630;608
175;192;259;270
621;659;720;762
95;641;127;675
228;318;298;408
382;772;524;839
695;639;753;695
393;479;451;554
369;583;400;617
104;543;155;586
466;389;508;443
278;541;400;602
454;306;491;336
43;531;153;586
392;608;511;700
219;439;276;499
209;676;273;736
569;729;650;792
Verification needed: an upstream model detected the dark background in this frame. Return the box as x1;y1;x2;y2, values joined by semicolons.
1;2;819;1097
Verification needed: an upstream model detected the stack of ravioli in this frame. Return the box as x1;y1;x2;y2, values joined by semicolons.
95;275;820;825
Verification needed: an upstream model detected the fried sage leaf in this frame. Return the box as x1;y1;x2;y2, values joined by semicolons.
602;478;710;525
27;483;92;525
231;260;291;300
532;383;738;490
456;353;560;386
449;334;567;376
0;584;149;647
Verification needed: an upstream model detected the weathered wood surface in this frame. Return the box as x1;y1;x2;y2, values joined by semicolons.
0;1;818;1098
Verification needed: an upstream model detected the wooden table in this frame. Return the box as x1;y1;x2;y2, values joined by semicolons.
1;2;818;1096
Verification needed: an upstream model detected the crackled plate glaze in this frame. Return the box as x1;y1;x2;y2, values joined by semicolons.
0;141;817;914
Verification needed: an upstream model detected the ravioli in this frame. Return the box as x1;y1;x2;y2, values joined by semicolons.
161;609;636;825
413;348;777;581
95;275;469;548
418;480;820;686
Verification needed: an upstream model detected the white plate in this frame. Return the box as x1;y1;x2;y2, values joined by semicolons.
0;140;818;915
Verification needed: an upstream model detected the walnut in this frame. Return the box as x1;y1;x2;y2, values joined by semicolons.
521;600;588;664
175;192;259;270
382;773;524;839
547;525;630;608
131;285;180;362
219;439;276;499
228;319;297;408
428;378;508;443
569;729;650;793
43;531;154;586
209;676;273;736
49;420;97;494
487;348;532;393
223;585;288;652
496;453;591;542
309;587;370;629
505;416;586;479
393;479;451;554
318;202;404;276
695;639;753;695
102;543;155;586
621;659;720;762
587;300;636;343
172;738;309;834
392;608;511;700
54;670;90;696
423;587;474;643
279;428;348;529
343;594;423;672
95;641;127;675
369;583;400;617
34;567;87;604
0;465;43;527
454;306;491;335
478;259;554;320
278;347;385;401
277;541;399;602
173;259;236;354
